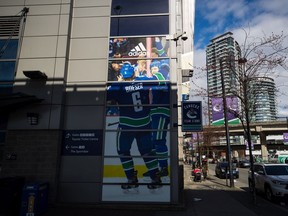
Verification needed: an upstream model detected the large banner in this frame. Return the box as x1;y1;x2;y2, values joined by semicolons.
211;97;240;125
283;133;288;145
108;36;170;82
103;81;171;202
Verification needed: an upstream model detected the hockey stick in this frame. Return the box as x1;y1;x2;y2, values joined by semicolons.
108;121;119;126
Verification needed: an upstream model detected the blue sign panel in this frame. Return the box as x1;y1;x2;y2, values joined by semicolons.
182;101;202;132
62;130;103;156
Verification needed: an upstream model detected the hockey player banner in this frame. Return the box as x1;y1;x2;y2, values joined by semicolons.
181;101;203;132
103;81;171;202
108;36;170;82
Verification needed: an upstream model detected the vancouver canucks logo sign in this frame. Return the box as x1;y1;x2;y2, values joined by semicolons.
213;104;222;112
182;101;202;132
186;108;197;119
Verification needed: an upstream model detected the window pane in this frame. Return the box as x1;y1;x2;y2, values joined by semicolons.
109;37;169;59
110;16;169;36
0;39;18;59
108;37;170;81
108;59;170;81
111;0;169;15
0;61;16;81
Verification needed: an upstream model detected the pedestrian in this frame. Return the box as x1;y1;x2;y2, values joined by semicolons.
202;162;208;180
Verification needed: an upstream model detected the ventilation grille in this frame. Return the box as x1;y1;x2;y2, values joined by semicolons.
0;16;21;37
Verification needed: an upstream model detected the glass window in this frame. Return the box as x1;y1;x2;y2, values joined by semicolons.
110;16;169;36
111;0;169;15
109;37;169;59
108;36;170;82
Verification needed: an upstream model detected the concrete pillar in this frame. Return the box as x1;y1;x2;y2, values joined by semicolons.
256;126;269;161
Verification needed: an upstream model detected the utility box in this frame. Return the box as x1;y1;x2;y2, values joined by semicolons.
20;182;49;216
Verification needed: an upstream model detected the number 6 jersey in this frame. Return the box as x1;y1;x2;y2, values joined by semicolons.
107;81;152;129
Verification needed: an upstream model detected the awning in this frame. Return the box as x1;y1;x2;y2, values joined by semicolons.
0;92;43;112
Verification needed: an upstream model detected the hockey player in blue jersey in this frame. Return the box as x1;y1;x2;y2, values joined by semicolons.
107;63;162;191
142;61;170;180
151;37;170;80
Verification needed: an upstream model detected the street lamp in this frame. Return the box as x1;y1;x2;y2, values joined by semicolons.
219;58;234;188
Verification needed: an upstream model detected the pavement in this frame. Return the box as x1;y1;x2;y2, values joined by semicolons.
42;164;288;216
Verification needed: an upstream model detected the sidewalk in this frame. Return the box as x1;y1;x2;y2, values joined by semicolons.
42;164;288;216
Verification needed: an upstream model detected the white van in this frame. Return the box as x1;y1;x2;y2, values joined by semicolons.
269;151;288;163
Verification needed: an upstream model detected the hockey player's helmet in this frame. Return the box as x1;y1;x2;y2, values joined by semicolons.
150;60;161;69
120;63;134;79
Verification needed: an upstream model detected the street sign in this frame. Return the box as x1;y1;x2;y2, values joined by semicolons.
62;130;103;156
181;101;202;132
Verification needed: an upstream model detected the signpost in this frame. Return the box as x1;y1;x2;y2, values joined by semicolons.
181;101;202;132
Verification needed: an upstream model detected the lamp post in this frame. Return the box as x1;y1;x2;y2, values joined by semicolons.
219;58;234;188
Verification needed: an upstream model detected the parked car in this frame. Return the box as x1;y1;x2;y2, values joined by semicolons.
248;163;288;202
238;159;251;168
215;162;239;179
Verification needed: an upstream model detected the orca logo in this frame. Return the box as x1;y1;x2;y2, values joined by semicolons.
186;108;197;119
213;104;222;112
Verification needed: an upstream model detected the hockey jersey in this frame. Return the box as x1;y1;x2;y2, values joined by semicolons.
107;81;151;129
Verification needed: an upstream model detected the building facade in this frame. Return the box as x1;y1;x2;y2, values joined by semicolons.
206;32;277;125
249;77;276;122
0;0;195;205
206;32;242;125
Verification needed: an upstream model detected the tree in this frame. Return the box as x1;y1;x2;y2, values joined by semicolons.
192;29;288;204
223;30;288;204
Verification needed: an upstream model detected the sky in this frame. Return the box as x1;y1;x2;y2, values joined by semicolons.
192;0;288;118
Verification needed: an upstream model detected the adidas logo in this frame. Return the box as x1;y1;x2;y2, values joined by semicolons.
128;42;147;57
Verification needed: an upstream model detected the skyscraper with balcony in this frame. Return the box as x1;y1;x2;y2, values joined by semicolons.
249;77;277;122
206;32;277;124
206;32;242;125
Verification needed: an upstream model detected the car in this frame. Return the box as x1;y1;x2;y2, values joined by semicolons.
215;162;239;179
238;159;251;168
248;163;288;202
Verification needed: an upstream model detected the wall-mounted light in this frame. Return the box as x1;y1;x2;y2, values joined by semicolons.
23;70;47;80
27;113;39;125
